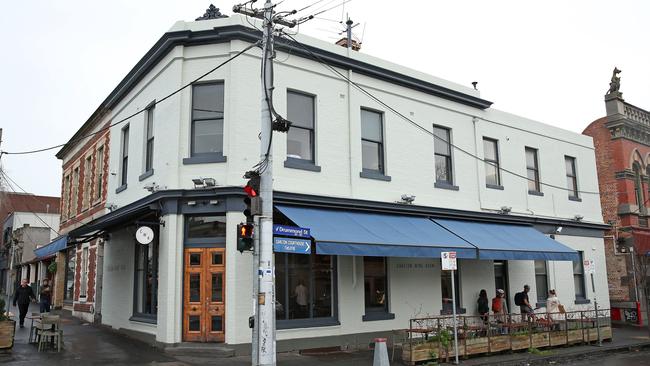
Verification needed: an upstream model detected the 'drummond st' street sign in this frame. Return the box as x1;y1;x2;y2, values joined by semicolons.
273;224;311;238
273;237;311;254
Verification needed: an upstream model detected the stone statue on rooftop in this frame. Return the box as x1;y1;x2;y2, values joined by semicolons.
607;67;622;95
196;4;228;20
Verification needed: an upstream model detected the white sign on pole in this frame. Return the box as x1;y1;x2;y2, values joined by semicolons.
441;251;457;271
583;259;595;274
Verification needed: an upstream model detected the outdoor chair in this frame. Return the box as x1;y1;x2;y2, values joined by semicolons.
37;314;62;352
390;329;408;361
28;312;43;344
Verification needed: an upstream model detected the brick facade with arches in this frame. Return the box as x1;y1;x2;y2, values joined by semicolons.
583;92;650;304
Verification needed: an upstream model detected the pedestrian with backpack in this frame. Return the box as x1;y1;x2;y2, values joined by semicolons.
514;285;535;321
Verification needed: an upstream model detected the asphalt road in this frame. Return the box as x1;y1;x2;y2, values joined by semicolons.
563;349;650;366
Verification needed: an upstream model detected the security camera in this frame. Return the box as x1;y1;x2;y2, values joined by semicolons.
555;226;563;234
143;182;159;193
400;194;416;204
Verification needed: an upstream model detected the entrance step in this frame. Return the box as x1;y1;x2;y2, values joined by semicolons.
164;343;235;358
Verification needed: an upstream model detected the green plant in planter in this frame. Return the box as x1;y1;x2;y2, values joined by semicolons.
0;298;9;321
48;262;57;273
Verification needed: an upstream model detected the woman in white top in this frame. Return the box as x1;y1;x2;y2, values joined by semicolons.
546;289;561;321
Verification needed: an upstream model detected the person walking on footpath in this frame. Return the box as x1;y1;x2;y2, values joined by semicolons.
13;278;36;328
477;289;490;323
39;278;52;313
492;289;508;323
514;284;535;321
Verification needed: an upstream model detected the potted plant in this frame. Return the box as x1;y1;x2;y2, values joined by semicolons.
0;298;16;349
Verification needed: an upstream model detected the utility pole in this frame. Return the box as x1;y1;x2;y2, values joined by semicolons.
233;2;296;365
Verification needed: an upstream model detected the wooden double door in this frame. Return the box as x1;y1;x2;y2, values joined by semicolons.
183;248;225;342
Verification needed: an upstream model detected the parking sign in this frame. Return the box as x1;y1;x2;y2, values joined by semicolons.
441;251;457;271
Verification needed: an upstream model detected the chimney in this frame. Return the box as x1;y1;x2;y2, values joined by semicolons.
335;38;361;51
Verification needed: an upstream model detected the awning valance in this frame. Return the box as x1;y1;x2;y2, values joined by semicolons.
432;219;579;261
276;205;476;258
34;235;68;259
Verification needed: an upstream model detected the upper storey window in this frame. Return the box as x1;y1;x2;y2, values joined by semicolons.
433;126;454;187
565;156;579;200
361;109;385;175
286;91;315;162
191;83;224;158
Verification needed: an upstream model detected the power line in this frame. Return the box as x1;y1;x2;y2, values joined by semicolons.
0;170;60;236
0;43;259;157
280;32;600;196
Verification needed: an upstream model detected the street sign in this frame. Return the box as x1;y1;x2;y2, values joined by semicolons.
273;237;311;254
583;259;595;274
441;251;457;271
272;224;311;238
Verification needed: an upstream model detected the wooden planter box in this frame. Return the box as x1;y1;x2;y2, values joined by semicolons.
0;320;16;349
489;335;510;352
586;327;612;342
510;334;531;350
531;333;550;348
402;342;439;363
466;337;489;355
567;329;583;344
549;331;566;346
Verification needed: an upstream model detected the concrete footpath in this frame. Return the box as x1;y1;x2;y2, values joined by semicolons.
1;305;650;365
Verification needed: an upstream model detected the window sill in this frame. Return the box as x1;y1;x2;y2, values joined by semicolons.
129;315;158;325
139;169;154;181
486;184;504;190
440;308;466;315
277;317;339;329
115;184;127;194
362;312;395;322
182;154;227;165
284;158;321;172
569;196;582;202
528;190;544;197
574;298;591;305
360;170;391;182
434;182;459;191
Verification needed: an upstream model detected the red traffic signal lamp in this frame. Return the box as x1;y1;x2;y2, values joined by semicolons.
237;223;254;253
243;172;261;223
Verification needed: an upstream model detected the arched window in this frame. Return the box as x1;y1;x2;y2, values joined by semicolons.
633;162;645;214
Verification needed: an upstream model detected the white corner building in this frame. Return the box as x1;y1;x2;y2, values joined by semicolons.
62;13;609;352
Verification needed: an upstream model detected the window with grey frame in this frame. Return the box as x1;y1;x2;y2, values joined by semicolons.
525;147;541;193
363;256;393;320
360;109;385;175
144;104;155;173
573;251;586;300
483;137;501;187
286;91;315;162
275;252;336;328
565;156;579;199
133;230;158;321
191;83;224;157
433;126;453;185
534;260;548;303
120;126;129;187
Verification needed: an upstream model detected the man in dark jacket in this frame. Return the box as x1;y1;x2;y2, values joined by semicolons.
13;278;36;328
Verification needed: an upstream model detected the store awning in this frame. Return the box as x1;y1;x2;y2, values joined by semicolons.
34;235;68;259
275;205;477;258
432;219;579;261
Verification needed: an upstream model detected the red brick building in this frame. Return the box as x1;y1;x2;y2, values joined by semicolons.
583;81;650;318
52;114;110;322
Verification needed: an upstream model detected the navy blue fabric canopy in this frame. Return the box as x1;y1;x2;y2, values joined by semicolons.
432;219;579;261
34;235;68;259
275;206;476;258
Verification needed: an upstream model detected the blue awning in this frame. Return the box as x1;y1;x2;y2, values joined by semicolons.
275;206;477;258
432;219;579;261
34;235;68;259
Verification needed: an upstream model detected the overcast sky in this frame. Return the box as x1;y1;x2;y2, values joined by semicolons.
0;0;648;197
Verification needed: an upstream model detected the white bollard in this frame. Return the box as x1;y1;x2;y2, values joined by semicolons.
373;338;390;366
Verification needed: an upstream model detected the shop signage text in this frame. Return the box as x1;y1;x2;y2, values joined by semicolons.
273;237;311;254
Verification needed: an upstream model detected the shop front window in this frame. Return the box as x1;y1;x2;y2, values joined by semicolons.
441;266;461;314
64;248;75;302
133;233;159;320
275;252;337;328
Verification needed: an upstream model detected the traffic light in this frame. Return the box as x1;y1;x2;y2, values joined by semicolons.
243;172;261;223
237;223;254;252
